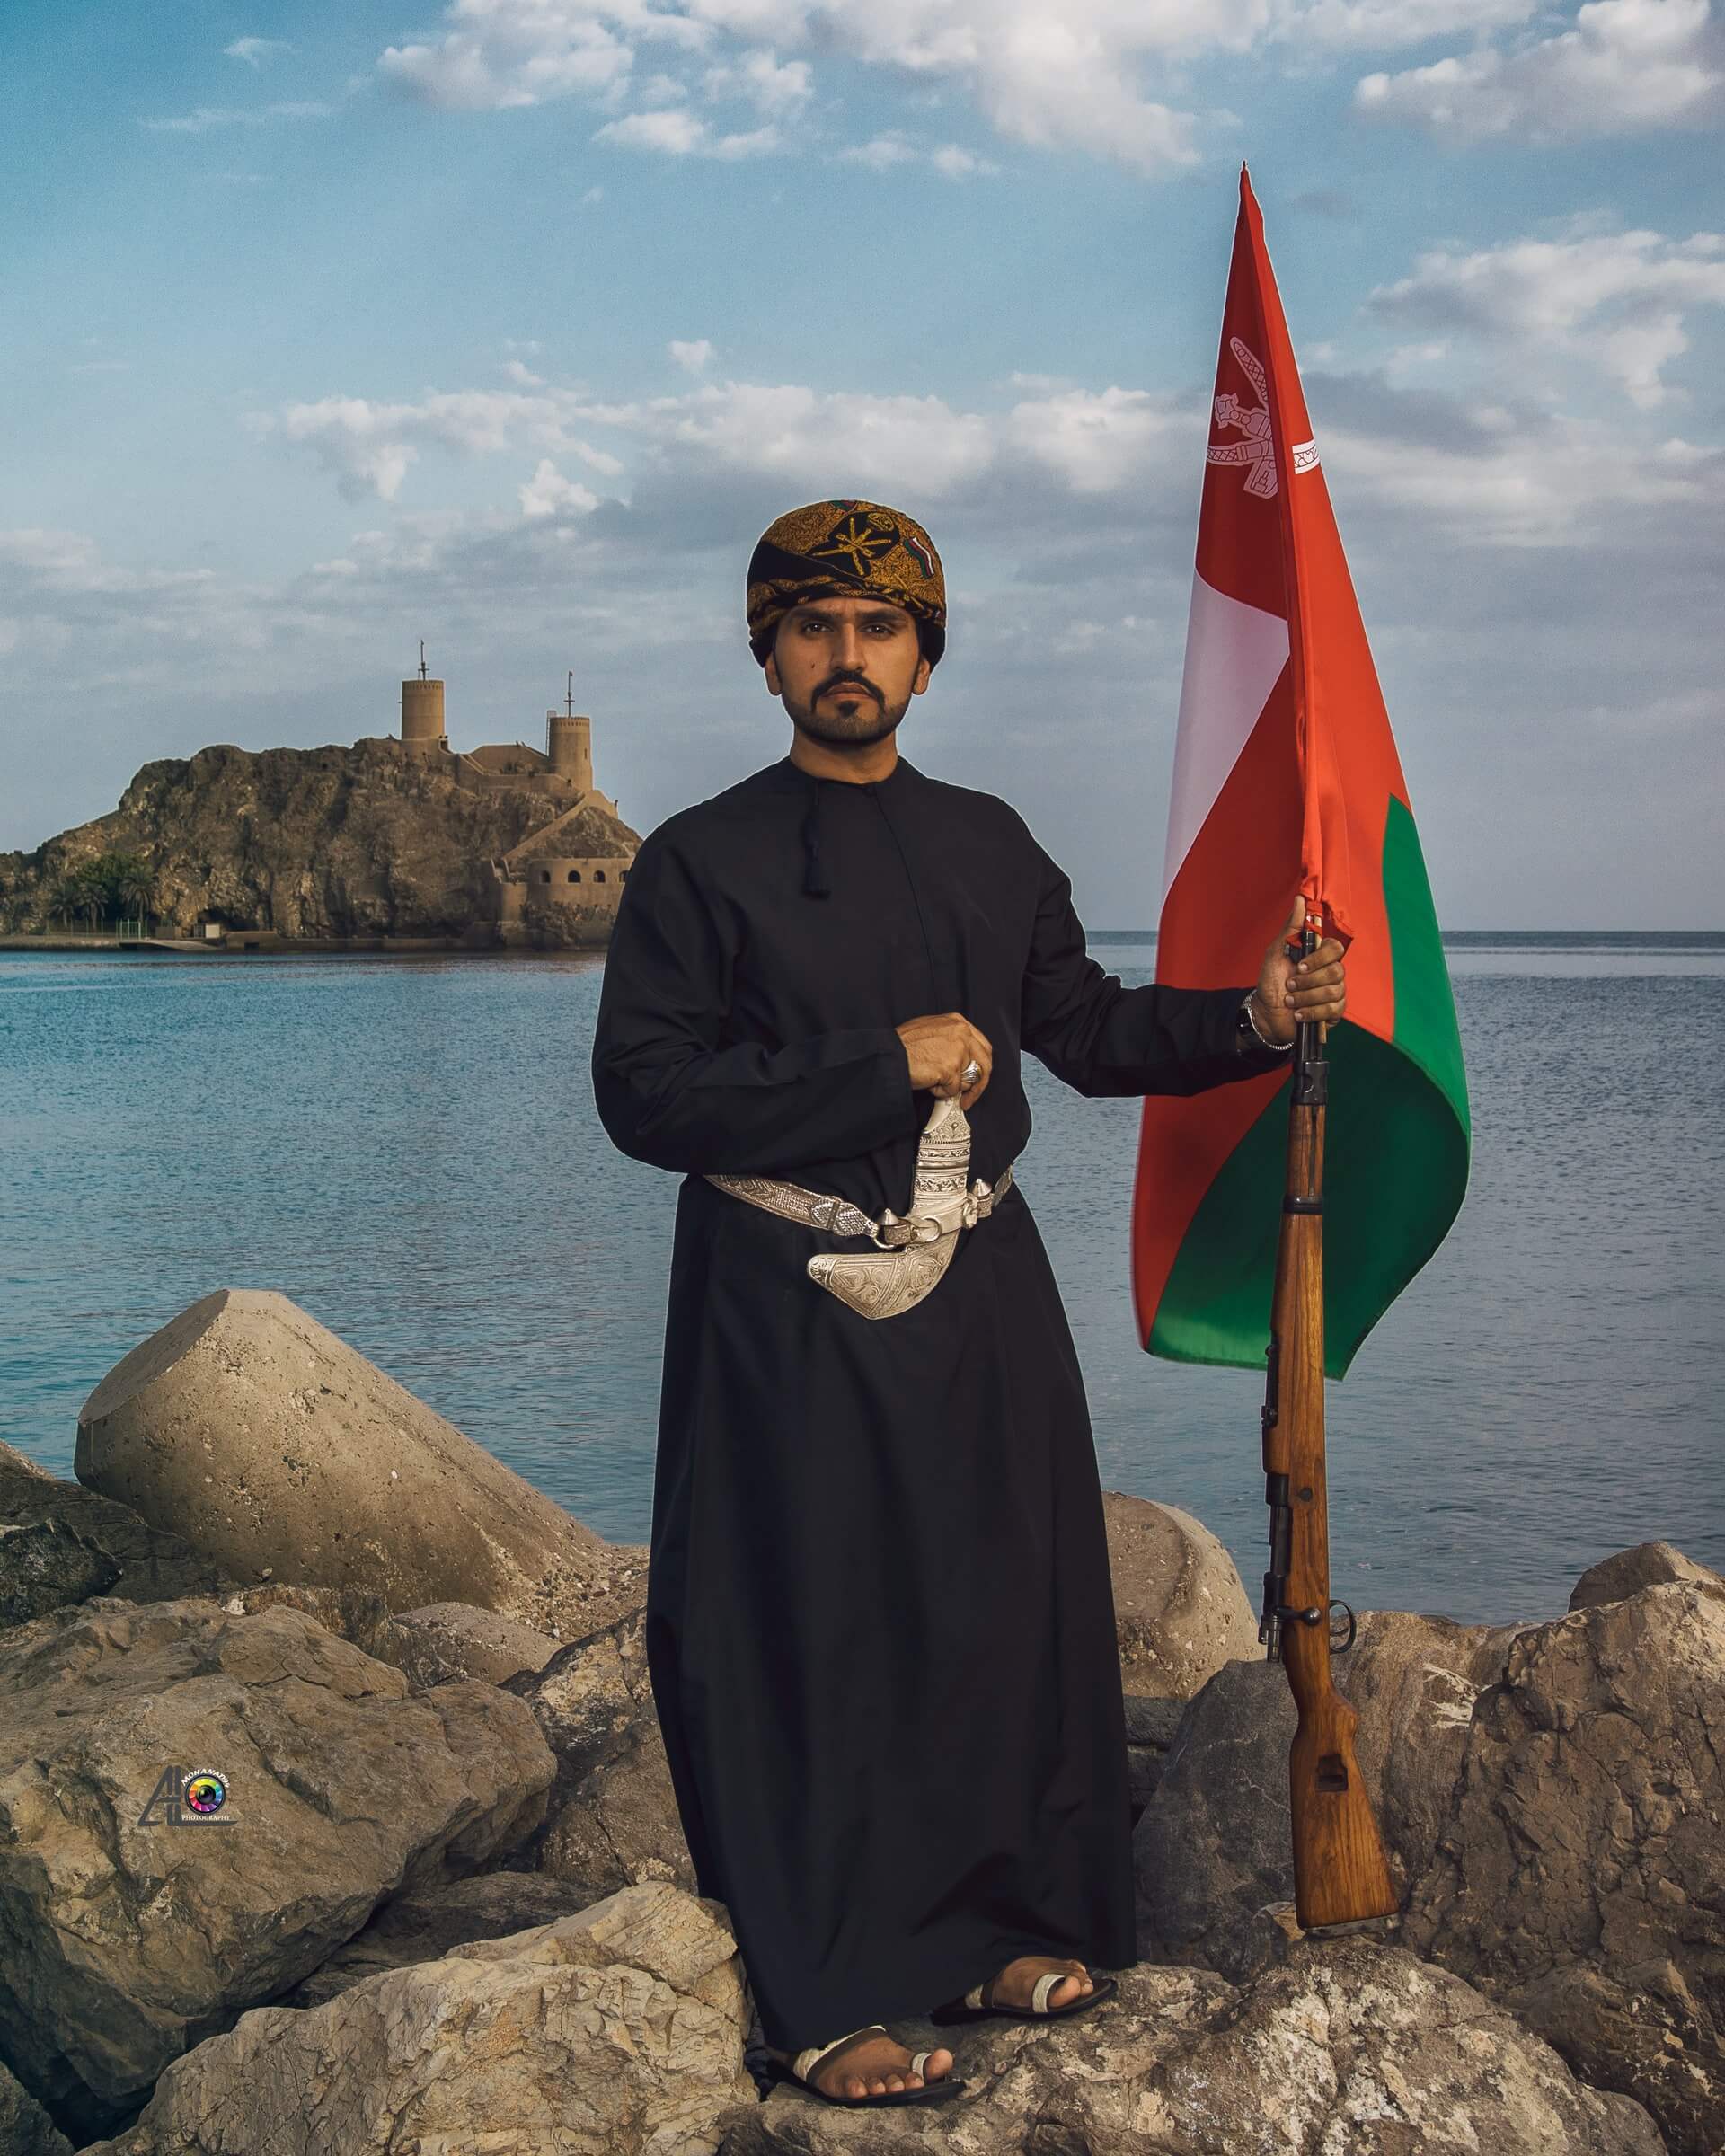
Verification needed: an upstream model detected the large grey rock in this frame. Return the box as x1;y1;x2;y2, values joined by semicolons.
75;1288;648;1642
1123;1692;1184;1817
720;1940;1664;2154
213;1577;394;1657
0;1594;556;2138
1570;1541;1721;1612
500;1608;696;1895
1134;1656;1298;1982
1133;1606;1523;1981
0;2058;75;2156
1340;1604;1526;1898
378;1599;562;1689
1102;1494;1261;1701
1405;1577;1725;2156
274;1870;601;2008
0;1436;237;1627
80;1881;756;2156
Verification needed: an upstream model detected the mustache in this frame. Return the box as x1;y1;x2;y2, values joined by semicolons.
816;674;881;702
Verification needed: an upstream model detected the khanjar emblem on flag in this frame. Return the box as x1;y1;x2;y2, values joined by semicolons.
1208;339;1322;499
1133;168;1470;1378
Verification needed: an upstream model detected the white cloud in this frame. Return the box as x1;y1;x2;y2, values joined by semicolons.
669;338;714;373
579;381;999;492
518;460;601;517
502;358;546;386
1320;401;1721;541
1370;226;1725;405
929;142;999;175
250;390;625;500
246;355;1723;571
1356;0;1724;137
143;102;333;134
837;133;917;169
1004;385;1186;491
1269;0;1536;44
837;131;998;175
224;38;294;67
377;7;635;111
593;109;782;155
703;48;812;111
365;0;1725;174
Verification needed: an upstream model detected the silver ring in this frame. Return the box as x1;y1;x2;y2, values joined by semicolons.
960;1059;981;1085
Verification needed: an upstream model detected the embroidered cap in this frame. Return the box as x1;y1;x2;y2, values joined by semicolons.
746;499;947;667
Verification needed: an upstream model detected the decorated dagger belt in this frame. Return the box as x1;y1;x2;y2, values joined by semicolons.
703;1094;1014;1320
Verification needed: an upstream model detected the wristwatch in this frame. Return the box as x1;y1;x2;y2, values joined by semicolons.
1238;990;1293;1052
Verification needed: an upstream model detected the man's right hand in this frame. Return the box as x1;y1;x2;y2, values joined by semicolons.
895;1013;993;1109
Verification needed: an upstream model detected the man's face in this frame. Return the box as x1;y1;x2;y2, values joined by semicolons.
764;596;932;747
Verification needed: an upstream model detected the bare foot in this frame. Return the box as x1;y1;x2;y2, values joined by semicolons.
769;2027;956;2100
987;1954;1095;2012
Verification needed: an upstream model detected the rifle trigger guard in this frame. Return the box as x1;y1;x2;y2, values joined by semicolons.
1328;1599;1358;1653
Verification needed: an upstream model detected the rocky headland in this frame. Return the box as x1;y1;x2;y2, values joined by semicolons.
0;738;641;949
1;1286;1718;2154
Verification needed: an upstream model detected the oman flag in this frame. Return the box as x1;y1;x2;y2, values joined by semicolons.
1133;169;1470;1378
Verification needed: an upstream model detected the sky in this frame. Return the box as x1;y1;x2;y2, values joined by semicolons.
3;0;1721;926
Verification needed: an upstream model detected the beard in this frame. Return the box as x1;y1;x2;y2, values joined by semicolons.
783;673;910;748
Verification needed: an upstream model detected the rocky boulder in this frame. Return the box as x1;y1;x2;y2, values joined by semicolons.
75;1287;649;1642
1134;1656;1298;1982
721;1940;1663;2154
378;1600;562;1688
80;1881;756;2156
500;1608;696;1895
0;1594;555;2139
1570;1541;1721;1611
0;2059;74;2156
1405;1577;1725;2156
1101;1494;1261;1700
0;1437;237;1628
273;1870;602;2009
1133;1606;1525;1981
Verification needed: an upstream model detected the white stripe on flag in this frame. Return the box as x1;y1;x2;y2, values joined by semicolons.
1159;571;1291;906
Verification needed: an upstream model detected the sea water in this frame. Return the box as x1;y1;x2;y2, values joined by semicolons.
2;932;1719;1626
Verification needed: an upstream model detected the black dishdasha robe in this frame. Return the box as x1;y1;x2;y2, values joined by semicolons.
589;749;1282;2053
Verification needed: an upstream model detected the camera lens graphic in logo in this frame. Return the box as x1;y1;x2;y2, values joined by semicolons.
183;1770;228;1816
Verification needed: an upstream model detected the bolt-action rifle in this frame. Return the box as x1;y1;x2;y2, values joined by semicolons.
1259;903;1397;1930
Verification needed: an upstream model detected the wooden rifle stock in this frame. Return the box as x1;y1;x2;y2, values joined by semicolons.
1260;912;1397;1930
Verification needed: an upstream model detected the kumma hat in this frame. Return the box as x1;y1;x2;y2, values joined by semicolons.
746;499;947;668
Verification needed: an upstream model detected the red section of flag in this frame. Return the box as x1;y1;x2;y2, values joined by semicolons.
1131;166;1419;1355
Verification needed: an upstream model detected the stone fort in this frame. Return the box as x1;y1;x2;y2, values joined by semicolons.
366;660;639;945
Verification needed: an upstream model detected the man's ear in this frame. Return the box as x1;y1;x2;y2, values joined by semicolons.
912;653;933;696
763;649;783;695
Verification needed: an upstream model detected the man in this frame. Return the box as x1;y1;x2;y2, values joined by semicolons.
589;498;1345;2108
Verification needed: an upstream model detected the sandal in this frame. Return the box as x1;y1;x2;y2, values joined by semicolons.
930;1958;1119;2027
762;2022;967;2107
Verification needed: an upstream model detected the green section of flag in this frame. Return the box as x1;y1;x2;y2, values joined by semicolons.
1146;796;1470;1379
1383;795;1469;1139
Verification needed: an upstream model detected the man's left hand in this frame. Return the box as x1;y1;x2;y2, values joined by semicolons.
1250;893;1347;1046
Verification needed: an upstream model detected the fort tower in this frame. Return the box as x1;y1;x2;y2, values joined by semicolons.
547;672;593;790
401;643;447;756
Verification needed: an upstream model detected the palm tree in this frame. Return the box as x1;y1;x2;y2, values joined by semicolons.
49;872;85;931
117;863;156;934
70;863;107;932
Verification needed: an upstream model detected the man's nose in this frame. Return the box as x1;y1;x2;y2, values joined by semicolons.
833;623;866;670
